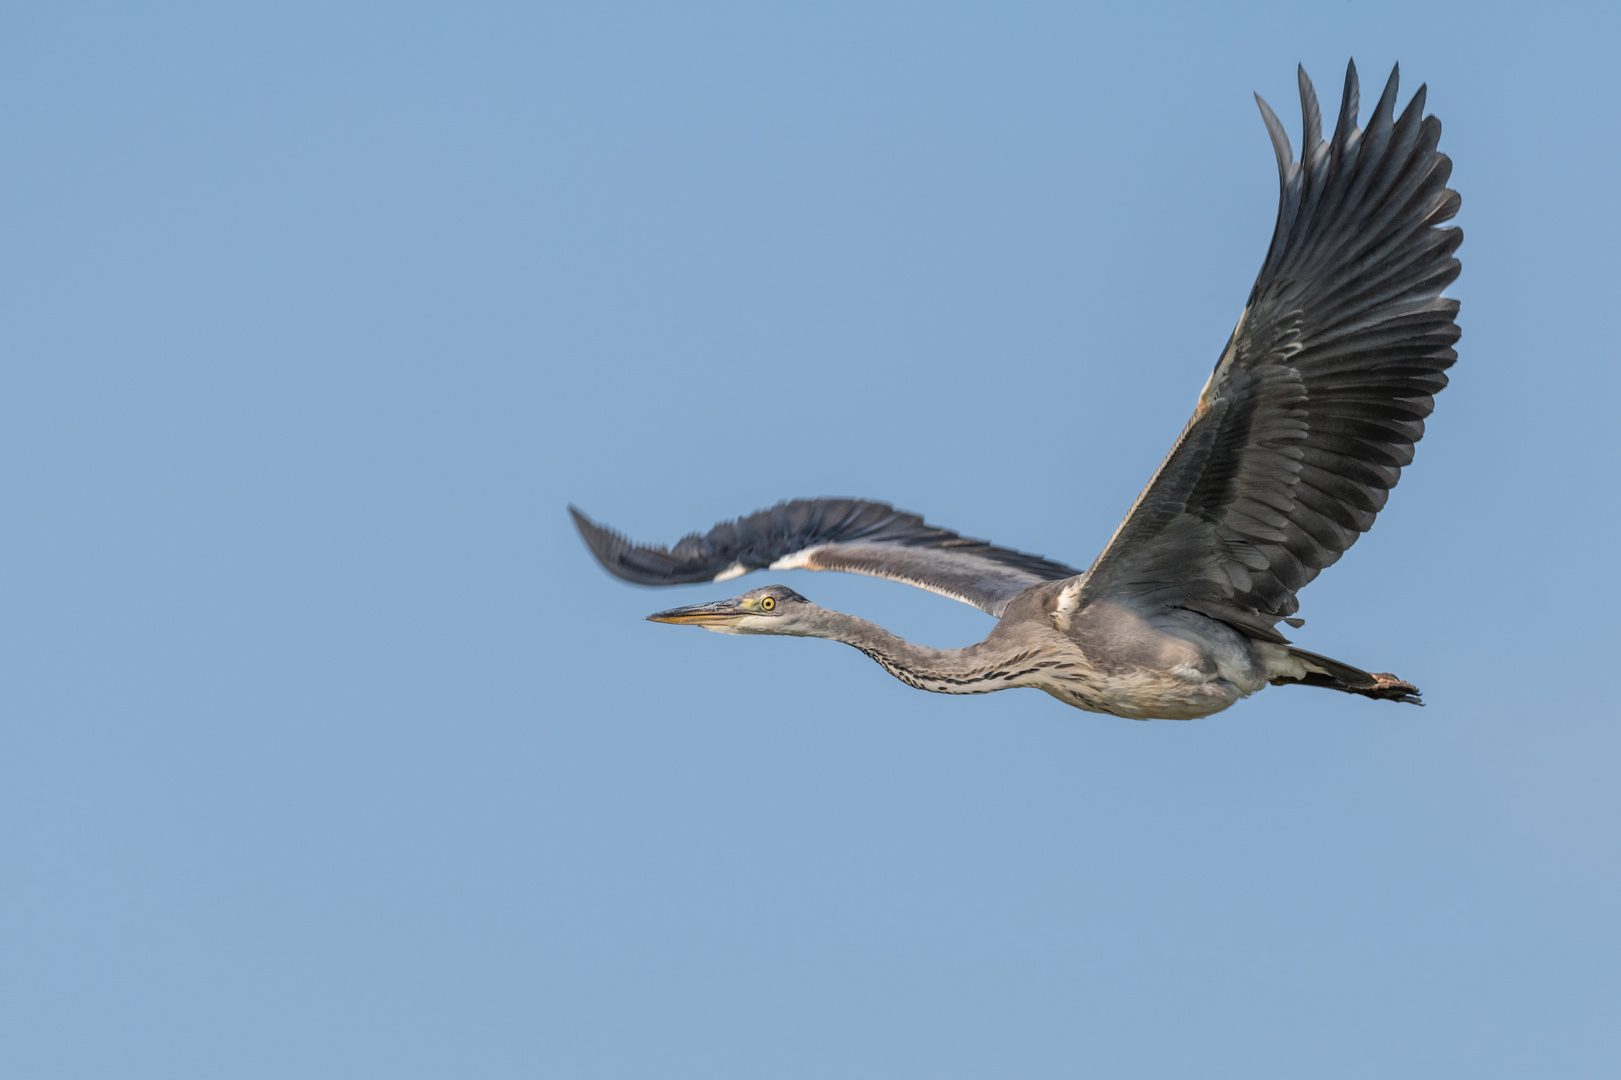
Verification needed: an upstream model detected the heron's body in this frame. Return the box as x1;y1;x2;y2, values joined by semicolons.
679;581;1366;721
572;61;1457;721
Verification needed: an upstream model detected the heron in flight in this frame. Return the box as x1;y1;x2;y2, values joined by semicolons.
573;61;1460;721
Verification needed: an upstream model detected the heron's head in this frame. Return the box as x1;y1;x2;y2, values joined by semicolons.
646;585;816;635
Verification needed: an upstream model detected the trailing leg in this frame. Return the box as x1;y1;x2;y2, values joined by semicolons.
1268;646;1423;706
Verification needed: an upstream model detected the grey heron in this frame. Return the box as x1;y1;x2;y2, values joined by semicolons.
573;61;1460;721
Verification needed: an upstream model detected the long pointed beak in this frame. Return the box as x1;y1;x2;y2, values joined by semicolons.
646;598;748;626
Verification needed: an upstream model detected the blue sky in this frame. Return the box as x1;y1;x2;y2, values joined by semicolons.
4;2;1618;1076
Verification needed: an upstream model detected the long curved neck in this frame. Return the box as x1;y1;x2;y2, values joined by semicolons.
795;608;1013;695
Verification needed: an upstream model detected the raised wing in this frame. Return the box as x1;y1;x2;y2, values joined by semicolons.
571;498;1081;617
1074;61;1461;641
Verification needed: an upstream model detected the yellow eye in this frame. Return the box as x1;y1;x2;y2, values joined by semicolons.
760;596;776;611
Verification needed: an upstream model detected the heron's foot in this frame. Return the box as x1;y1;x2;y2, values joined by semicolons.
1362;672;1423;706
1269;668;1424;705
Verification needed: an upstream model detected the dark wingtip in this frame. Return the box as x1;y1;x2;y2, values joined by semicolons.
1372;61;1401;128
568;505;631;573
568;505;728;586
567;504;600;543
1255;92;1293;176
1297;65;1322;150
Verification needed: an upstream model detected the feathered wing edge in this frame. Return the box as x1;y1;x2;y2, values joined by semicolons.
1070;60;1461;641
571;498;1082;616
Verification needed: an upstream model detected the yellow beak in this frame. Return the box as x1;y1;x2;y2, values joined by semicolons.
646;599;749;626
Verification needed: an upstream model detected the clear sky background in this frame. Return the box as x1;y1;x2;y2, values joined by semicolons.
4;2;1618;1077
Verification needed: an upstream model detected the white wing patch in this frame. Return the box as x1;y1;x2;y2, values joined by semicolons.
702;542;1060;618
768;548;822;572
1050;576;1085;632
1196;310;1248;418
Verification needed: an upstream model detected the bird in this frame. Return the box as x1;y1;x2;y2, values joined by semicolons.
572;60;1460;721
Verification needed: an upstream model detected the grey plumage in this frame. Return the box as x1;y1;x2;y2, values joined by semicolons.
575;62;1456;721
1080;61;1460;643
570;499;1080;616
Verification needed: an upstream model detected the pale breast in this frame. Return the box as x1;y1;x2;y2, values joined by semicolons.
1037;600;1270;720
